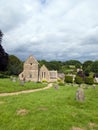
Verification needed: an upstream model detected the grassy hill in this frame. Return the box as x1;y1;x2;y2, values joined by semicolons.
0;81;98;130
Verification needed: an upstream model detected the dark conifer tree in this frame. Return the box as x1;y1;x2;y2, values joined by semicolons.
0;30;8;71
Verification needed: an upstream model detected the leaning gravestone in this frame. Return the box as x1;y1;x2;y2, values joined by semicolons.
76;87;85;101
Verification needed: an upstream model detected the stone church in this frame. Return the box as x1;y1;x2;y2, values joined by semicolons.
19;55;58;82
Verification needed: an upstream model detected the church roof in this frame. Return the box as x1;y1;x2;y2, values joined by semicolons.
40;65;49;71
25;55;39;64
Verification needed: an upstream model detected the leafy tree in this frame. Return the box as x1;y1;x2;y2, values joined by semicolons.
75;75;84;84
82;60;93;76
65;60;82;68
39;60;62;72
92;61;98;74
84;77;94;85
65;76;73;83
0;30;9;71
7;55;23;75
77;70;85;78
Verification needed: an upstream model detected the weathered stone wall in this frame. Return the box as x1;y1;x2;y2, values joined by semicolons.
40;65;50;82
49;71;58;82
19;55;58;82
19;56;39;82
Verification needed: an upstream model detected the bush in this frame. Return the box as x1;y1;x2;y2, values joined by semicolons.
58;82;65;86
75;76;84;84
65;76;73;83
84;77;94;85
42;79;47;83
0;73;8;78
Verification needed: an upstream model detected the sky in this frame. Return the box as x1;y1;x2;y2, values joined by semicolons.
0;0;98;62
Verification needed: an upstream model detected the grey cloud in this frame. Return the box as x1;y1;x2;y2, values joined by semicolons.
1;0;98;61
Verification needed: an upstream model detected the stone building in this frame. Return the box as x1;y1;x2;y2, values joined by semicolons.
19;55;58;82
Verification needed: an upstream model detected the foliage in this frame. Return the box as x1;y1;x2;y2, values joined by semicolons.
92;60;98;74
64;60;82;68
42;79;47;83
84;77;94;85
0;30;3;43
75;75;84;84
82;60;93;71
58;82;65;86
57;78;65;86
82;61;93;76
0;84;98;130
0;30;9;71
77;70;85;78
39;60;63;72
65;75;73;83
38;60;82;73
0;73;9;78
6;55;23;75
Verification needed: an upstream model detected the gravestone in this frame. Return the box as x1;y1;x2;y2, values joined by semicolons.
54;84;59;90
76;87;85;101
92;84;96;89
10;76;13;81
20;80;24;86
12;77;16;82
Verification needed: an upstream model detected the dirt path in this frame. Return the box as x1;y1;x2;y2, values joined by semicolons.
0;83;53;97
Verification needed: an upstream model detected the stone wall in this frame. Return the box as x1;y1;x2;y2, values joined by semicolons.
19;55;58;82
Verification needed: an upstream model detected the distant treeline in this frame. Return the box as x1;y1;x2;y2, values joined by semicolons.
0;30;98;77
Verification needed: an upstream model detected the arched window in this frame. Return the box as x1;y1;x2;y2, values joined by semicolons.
42;72;46;78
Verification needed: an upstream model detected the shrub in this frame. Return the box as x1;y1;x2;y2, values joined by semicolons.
0;73;8;78
42;79;47;83
57;78;65;86
57;78;62;82
84;77;94;85
58;82;65;86
75;76;84;84
65;76;73;83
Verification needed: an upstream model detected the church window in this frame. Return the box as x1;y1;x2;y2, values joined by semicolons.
42;72;46;78
30;74;32;78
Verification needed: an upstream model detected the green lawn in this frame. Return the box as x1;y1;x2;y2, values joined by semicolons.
0;78;47;93
0;83;98;130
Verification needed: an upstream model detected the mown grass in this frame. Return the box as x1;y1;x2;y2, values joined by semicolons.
0;83;98;130
0;78;47;93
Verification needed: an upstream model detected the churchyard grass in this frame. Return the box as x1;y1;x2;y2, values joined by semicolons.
0;84;98;130
0;78;47;93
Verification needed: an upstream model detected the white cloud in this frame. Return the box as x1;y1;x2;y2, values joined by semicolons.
0;0;98;61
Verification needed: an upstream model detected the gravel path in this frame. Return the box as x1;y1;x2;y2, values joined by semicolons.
0;83;53;97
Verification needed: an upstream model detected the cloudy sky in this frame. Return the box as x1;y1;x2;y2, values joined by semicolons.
0;0;98;61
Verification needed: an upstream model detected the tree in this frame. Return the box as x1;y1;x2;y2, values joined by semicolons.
0;30;3;43
39;60;62;72
0;30;9;71
65;60;82;68
65;75;73;83
75;76;84;84
7;55;23;75
82;60;93;76
84;77;94;85
92;60;98;74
